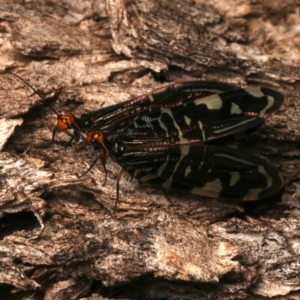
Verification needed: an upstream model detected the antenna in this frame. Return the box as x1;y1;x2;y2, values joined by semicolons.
7;71;59;116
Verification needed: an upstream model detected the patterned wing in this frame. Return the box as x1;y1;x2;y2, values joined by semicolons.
121;87;283;143
118;145;283;201
88;81;235;133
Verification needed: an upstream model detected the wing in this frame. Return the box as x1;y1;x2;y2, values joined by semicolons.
121;87;283;143
119;145;283;201
86;83;284;201
88;81;235;133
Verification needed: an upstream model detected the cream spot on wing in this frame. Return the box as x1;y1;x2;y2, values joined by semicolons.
191;179;222;197
185;165;192;177
194;94;223;109
229;172;240;186
242;164;273;200
198;121;206;140
184;115;191;126
246;87;275;117
162;179;172;189
230;102;242;114
148;93;155;102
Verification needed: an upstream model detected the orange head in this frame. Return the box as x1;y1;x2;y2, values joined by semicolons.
86;131;104;145
56;114;75;131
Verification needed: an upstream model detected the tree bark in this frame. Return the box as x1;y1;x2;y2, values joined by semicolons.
0;0;299;299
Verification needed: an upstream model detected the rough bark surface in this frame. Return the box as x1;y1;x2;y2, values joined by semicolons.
0;0;299;299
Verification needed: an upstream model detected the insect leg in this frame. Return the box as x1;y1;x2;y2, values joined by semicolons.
162;188;174;206
115;169;125;209
99;148;108;186
79;149;108;186
79;157;99;178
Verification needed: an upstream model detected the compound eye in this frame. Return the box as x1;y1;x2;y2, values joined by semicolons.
62;117;70;127
92;136;98;144
81;115;93;130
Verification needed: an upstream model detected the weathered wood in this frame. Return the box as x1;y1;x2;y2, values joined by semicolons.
0;0;300;299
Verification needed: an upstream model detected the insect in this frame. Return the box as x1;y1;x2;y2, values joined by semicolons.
8;72;238;145
7;73;284;206
84;82;284;207
50;80;237;145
